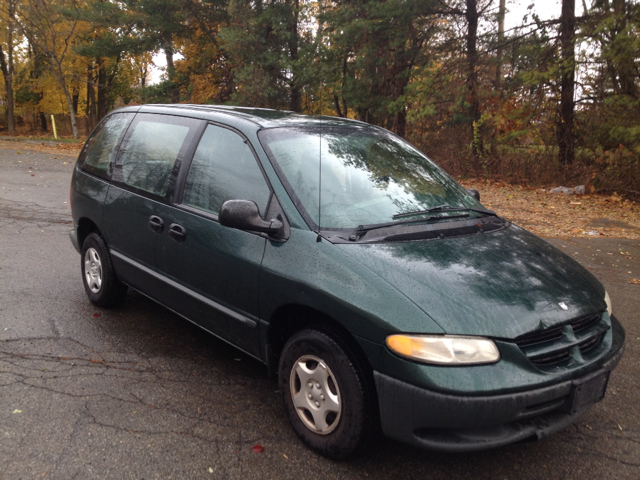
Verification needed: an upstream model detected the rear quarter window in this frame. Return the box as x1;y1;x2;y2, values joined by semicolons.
78;113;133;179
114;114;202;198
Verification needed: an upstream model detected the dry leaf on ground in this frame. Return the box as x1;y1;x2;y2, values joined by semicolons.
461;179;640;240
0;139;82;157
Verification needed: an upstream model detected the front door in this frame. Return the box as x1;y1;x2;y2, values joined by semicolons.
157;123;273;358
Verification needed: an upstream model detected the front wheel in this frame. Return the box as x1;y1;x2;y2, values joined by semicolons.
279;329;374;459
81;233;127;307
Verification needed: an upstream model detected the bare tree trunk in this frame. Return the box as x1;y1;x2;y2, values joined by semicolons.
86;62;97;131
341;56;348;118
0;46;12;133
139;63;147;88
558;0;575;166
288;0;301;112
495;0;505;94
97;58;108;121
61;82;79;138
72;89;79;116
396;109;407;138
48;64;79;138
333;95;344;117
0;0;15;134
466;0;482;157
164;38;179;103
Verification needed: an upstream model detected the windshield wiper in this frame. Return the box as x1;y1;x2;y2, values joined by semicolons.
392;206;497;219
349;213;470;241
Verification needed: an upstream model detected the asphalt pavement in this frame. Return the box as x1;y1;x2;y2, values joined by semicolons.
1;148;638;479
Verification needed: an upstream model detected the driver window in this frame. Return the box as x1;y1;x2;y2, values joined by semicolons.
182;125;270;216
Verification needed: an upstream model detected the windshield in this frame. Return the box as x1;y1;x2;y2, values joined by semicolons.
259;126;482;230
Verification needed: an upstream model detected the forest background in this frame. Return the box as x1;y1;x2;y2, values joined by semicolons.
0;0;639;193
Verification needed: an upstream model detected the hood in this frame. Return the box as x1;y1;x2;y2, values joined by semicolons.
337;225;606;339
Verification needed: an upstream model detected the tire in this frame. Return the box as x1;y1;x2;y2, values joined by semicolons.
81;233;127;308
278;329;375;459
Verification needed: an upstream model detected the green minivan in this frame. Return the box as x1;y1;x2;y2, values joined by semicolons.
70;104;625;459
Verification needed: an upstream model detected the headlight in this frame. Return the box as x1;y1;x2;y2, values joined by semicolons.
386;334;500;365
605;290;612;316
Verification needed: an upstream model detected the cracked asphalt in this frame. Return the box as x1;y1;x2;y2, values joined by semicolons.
1;148;639;479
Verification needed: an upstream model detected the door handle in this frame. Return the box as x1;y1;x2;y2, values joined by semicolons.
168;223;187;242
148;215;164;233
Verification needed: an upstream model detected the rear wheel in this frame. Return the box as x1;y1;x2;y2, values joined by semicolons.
81;233;127;307
279;329;374;459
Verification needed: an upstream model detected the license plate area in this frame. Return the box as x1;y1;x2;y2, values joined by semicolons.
565;370;610;414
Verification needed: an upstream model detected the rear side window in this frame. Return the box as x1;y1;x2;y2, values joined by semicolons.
115;114;200;198
182;124;271;216
78;113;132;179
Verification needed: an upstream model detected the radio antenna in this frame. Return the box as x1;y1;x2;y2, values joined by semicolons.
317;127;322;242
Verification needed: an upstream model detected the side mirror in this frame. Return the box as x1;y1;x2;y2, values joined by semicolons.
467;189;480;202
219;199;284;236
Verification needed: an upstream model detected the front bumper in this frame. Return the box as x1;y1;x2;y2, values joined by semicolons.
375;331;625;452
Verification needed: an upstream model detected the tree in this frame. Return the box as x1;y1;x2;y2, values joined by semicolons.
220;0;315;111
172;0;234;104
321;0;439;136
8;0;83;138
124;0;192;103
75;0;144;127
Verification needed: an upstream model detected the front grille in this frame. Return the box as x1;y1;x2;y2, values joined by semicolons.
515;312;608;366
578;333;603;354
515;327;563;348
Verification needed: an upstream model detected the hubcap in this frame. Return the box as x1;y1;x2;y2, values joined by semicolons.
84;247;103;294
289;355;341;435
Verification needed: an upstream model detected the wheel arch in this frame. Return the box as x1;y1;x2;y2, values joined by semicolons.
77;217;101;248
266;304;378;408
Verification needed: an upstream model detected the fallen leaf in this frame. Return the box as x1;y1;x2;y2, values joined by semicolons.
628;278;640;285
13;409;23;414
208;467;214;473
253;445;264;453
